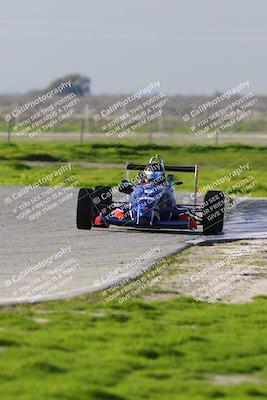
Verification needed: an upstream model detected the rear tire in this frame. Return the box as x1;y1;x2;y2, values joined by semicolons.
76;188;94;230
203;191;224;235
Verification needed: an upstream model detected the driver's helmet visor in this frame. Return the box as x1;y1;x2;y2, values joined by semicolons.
145;171;163;181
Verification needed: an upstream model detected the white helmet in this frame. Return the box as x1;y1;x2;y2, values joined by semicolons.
144;162;165;183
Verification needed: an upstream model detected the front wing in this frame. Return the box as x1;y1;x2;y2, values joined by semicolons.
101;215;194;230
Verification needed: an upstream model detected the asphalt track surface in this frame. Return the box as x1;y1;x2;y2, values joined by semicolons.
0;186;266;305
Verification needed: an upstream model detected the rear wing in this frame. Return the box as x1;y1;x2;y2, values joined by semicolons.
126;164;196;173
126;163;199;205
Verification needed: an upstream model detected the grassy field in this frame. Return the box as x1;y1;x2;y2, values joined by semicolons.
1;290;267;399
0;142;266;196
1;143;267;399
1;244;266;400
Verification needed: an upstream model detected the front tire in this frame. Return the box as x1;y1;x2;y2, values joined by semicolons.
76;188;94;230
203;191;224;235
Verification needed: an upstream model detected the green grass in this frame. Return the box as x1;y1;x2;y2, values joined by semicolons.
1;295;267;399
0;142;266;165
0;142;266;196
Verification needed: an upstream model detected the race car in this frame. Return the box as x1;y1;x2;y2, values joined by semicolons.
76;155;225;235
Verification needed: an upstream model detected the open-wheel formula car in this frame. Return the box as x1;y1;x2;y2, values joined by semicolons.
76;155;225;235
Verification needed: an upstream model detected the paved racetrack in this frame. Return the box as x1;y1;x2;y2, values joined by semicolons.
0;185;266;305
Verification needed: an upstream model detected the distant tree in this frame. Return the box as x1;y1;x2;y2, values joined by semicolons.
48;74;91;96
213;90;222;97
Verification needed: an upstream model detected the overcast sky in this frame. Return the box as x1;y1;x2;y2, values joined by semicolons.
1;0;267;95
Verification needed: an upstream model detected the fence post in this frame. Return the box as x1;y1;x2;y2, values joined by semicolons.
7;121;11;143
215;130;219;146
148;129;153;144
158;105;163;133
80;120;84;144
84;104;89;132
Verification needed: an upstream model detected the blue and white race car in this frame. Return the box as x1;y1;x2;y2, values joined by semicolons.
76;155;225;235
